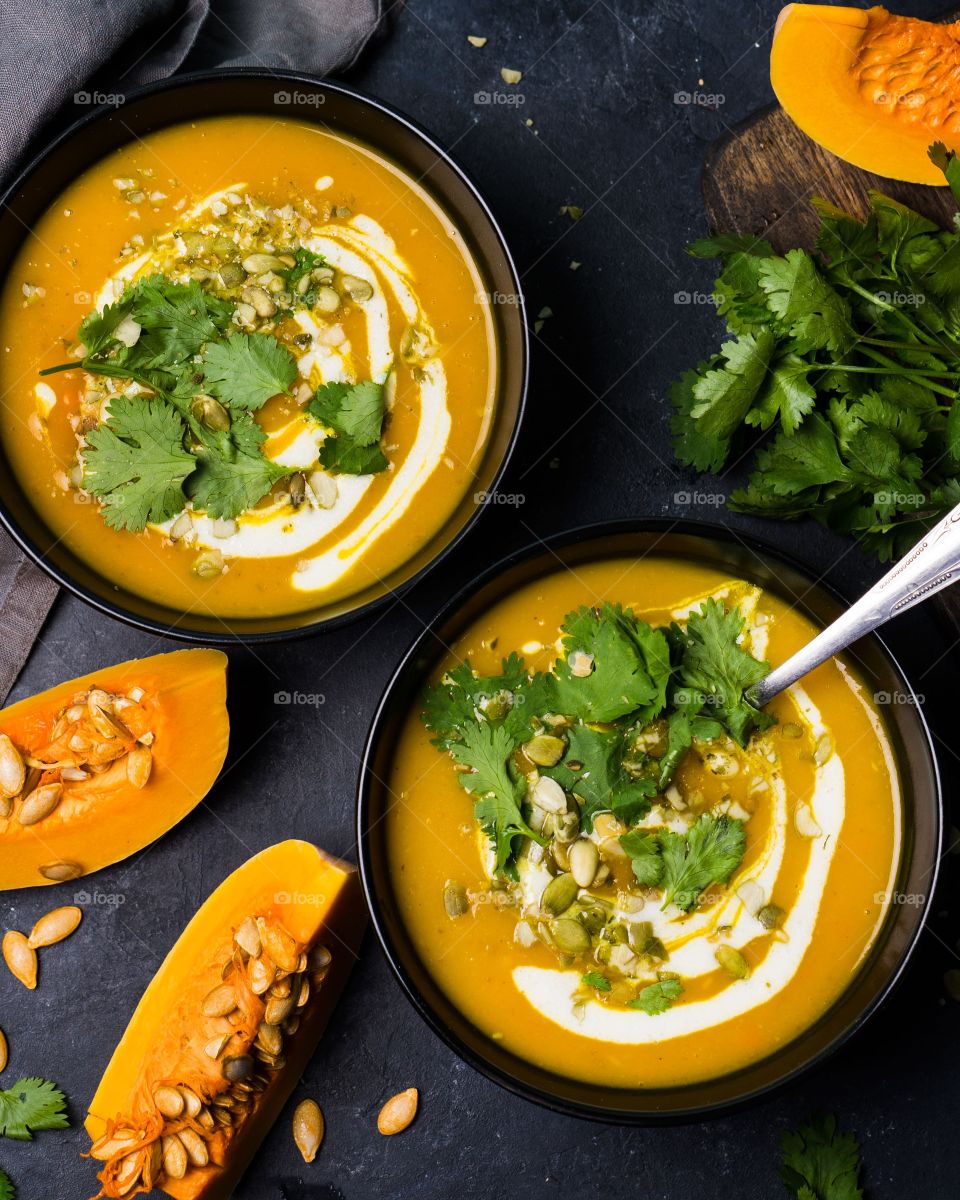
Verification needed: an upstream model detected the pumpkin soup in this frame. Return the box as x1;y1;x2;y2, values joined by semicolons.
386;558;901;1088
0;116;496;617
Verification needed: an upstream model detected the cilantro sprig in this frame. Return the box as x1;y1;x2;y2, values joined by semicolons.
422;599;770;876
779;1115;864;1200
672;148;960;560
628;978;684;1015
309;380;389;475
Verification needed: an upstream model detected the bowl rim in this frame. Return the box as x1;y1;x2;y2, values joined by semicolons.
0;67;529;644
356;516;943;1123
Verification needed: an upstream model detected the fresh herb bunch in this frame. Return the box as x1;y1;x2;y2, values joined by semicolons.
421;598;772;877
43;273;388;532
672;143;960;561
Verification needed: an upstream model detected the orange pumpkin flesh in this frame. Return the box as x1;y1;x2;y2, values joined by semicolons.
771;4;960;184
84;841;367;1200
0;649;228;889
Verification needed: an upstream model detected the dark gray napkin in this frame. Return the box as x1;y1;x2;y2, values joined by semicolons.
0;0;386;700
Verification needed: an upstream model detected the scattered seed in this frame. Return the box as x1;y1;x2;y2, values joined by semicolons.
0;735;25;799
249;955;275;995
377;1087;418;1136
715;943;751;980
568;839;600;888
467;35;487;47
242;253;287;274
234;916;261;958
794;802;823;839
443;881;469;919
193;549;225;579
293;1098;324;1162
18;782;62;825
222;1054;254;1082
38;860;82;882
204;1033;231;1059
340;274;374;302
201;983;237;1017
523;734;566;767
500;67;522;84
264;993;296;1026
307;469;338;509
540;872;579;916
126;745;152;789
551;917;591;955
27;905;82;948
3;931;37;989
89;1128;139;1161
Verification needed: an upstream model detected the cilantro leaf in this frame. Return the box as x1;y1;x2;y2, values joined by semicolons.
202;333;297;410
545;724;656;828
674;599;775;745
126;275;233;367
309;380;389;475
0;1167;12;1200
188;414;288;519
421;654;534;751
689;329;777;444
581;971;611;992
619;829;664;887
628;978;683;1015
759;250;854;354
0;1078;69;1140
82;396;195;531
548;604;671;723
448;722;541;875
659;813;746;911
284;247;327;300
779;1115;864;1200
745;353;817;435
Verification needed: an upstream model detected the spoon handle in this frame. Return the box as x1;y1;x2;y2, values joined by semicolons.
749;501;960;707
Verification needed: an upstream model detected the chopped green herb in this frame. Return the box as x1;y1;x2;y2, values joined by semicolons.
201;332;297;410
628;978;683;1015
545;724;656;828
659;813;746;912
581;971;611;992
0;1078;69;1141
779;1114;864;1200
309;379;389;475
0;1167;12;1200
188;414;289;519
619;829;664;887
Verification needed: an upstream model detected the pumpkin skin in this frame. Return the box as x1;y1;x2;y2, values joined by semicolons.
771;4;960;185
0;649;228;889
84;841;367;1200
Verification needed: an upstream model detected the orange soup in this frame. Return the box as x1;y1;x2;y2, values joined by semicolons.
386;558;901;1088
0;116;496;618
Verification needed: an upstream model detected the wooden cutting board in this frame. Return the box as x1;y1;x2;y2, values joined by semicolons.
700;94;960;631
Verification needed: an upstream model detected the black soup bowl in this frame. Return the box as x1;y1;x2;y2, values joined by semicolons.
0;70;527;641
358;520;942;1122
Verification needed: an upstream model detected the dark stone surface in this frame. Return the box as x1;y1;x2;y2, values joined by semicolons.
4;2;959;1197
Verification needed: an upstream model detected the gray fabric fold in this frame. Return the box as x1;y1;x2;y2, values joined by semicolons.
0;0;387;698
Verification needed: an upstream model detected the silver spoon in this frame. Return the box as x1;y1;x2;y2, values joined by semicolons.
748;501;960;707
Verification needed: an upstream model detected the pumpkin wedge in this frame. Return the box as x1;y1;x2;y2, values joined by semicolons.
84;841;366;1200
0;649;227;889
772;4;960;184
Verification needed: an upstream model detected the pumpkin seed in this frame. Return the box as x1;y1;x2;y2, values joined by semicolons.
715;944;751;980
283;1014;301;1036
242;253;288;274
314;286;340;313
258;919;299;972
307;470;337;509
126;745;152;789
308;944;331;971
61;766;89;782
89;1127;140;1161
191;394;231;433
38;860;82;882
241;284;277;317
523;735;566;767
293;1098;324;1162
0;1027;7;1072
531;775;567;815
289;472;306;508
161;1133;188;1180
794;802;823;839
178;1127;209;1167
201;983;237;1017
269;976;293;999
567;649;594;678
758;904;785;930
249;955;275;994
2;931;37;989
27;905;82;948
0;796;10;819
204;1033;230;1059
178;1085;203;1118
568;839;599;888
264;993;296;1025
257;1022;283;1056
551;917;591;955
19;782;62;825
377;1087;418;1136
541;872;579;916
340;274;374;302
296;976;310;1008
196;1107;215;1129
114;1152;142;1195
0;735;25;799
443;881;469;919
153;1085;185;1118
234;916;261;958
222;1054;254;1082
193;549;225;579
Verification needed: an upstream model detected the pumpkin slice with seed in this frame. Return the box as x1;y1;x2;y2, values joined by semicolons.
85;840;366;1200
0;649;228;890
